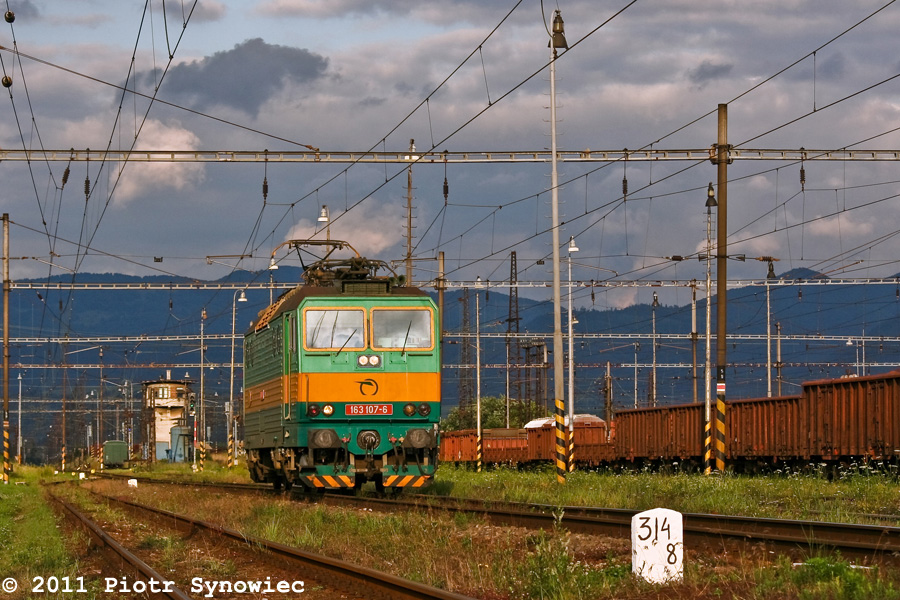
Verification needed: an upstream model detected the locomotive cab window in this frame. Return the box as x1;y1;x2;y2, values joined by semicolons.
304;308;365;350
372;308;433;350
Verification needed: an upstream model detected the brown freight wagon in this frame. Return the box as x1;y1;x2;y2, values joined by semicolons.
613;403;704;466
438;429;477;464
524;415;611;463
438;428;530;464
727;394;805;463
802;371;900;461
484;428;529;464
727;370;900;467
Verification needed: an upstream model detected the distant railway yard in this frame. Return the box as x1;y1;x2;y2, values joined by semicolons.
1;462;900;599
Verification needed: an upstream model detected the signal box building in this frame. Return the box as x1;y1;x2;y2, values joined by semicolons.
142;371;193;461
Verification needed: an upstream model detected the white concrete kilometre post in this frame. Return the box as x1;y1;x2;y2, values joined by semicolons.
631;508;683;584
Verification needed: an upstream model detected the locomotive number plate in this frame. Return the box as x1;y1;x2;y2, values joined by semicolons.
345;404;393;416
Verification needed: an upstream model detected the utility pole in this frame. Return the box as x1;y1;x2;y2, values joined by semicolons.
199;307;206;471
475;277;482;473
714;103;729;472
506;251;521;429
690;282;698;404
98;347;103;468
17;372;21;464
2;214;8;483
604;361;613;426
776;322;783;396
406;139;415;283
548;9;568;485
651;292;659;407
62;348;67;471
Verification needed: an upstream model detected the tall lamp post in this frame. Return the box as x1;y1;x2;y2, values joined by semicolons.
229;289;247;468
547;8;568;485
703;183;717;474
765;259;777;397
566;236;578;471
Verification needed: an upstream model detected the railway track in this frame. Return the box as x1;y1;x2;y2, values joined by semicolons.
49;492;195;600
95;472;900;560
337;495;900;560
51;483;477;600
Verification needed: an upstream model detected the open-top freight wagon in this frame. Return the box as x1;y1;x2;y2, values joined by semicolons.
440;370;900;471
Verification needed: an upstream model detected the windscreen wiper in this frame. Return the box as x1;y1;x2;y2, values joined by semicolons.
336;329;358;356
401;321;413;356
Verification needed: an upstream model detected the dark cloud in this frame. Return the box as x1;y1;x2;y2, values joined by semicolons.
687;59;733;86
8;0;38;19
148;38;328;116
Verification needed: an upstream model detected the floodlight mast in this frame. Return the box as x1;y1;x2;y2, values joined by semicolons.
548;9;568;485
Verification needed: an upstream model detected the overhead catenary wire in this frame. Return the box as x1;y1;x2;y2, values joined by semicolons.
2;0;899;335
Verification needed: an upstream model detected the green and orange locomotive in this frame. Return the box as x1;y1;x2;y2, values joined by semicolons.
243;240;441;491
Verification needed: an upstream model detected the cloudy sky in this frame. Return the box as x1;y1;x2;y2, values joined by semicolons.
1;0;900;311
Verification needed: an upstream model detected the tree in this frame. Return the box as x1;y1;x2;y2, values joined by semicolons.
441;396;549;431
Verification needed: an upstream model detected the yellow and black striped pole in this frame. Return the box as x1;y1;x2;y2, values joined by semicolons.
2;422;8;484
554;397;566;483
61;445;66;473
226;431;233;468
715;372;726;472
703;420;712;475
476;433;482;473
199;441;205;472
567;429;575;473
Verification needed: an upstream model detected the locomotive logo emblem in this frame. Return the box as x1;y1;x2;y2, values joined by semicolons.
357;378;379;395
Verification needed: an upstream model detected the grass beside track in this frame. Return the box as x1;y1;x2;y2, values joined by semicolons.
430;464;900;524
0;465;111;598
90;459;900;599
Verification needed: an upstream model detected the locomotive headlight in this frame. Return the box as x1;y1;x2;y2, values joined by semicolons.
322;404;334;416
403;403;417;416
357;355;370;367
369;355;381;367
417;403;431;416
307;403;320;417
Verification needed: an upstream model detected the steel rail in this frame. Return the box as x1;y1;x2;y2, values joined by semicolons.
93;490;477;600
408;496;900;553
324;494;900;559
48;493;194;600
96;474;900;558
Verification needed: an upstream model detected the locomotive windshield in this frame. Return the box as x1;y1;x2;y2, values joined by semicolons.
372;308;433;350
304;308;365;350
